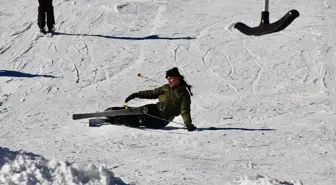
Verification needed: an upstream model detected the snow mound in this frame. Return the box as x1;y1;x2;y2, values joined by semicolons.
0;147;128;185
232;174;303;185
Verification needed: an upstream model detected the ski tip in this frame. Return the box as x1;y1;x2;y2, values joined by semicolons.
72;114;80;120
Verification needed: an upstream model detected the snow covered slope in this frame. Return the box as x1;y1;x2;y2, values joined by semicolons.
1;0;336;184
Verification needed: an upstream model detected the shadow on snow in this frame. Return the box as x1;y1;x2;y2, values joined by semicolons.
86;123;276;132
0;147;44;169
0;70;57;78
54;32;196;40
164;126;276;131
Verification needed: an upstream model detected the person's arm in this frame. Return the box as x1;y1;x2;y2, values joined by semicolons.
137;85;165;99
125;85;165;103
180;93;197;131
180;94;192;125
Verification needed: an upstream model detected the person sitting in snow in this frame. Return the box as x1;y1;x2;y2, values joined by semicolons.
106;67;197;131
37;0;55;34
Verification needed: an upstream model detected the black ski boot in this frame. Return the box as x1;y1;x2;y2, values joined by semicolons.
40;28;47;34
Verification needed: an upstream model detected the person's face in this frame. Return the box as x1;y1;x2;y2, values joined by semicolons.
167;76;180;87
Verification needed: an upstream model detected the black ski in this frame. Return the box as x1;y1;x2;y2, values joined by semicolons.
72;107;148;120
89;118;109;127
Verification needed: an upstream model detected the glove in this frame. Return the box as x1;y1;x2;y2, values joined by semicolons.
186;123;197;131
125;93;139;103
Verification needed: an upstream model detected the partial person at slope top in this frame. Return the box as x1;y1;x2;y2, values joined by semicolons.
37;0;55;34
105;67;197;131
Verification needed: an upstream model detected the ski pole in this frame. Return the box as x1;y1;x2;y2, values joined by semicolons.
144;112;185;126
137;73;161;84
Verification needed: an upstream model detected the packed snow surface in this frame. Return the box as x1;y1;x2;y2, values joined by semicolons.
1;0;336;184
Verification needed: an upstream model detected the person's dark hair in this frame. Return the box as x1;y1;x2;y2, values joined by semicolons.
166;67;193;96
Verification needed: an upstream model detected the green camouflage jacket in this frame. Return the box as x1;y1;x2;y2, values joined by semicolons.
138;84;192;125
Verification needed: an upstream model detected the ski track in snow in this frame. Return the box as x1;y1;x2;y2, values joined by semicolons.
0;45;11;55
173;44;192;76
9;22;32;37
242;39;263;94
173;45;181;66
74;64;80;83
201;47;240;106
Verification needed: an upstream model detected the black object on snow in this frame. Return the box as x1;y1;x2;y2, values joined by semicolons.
234;10;299;36
72;107;148;120
234;0;299;36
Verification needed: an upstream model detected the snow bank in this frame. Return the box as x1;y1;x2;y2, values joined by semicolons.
232;174;303;185
0;147;303;185
0;147;128;185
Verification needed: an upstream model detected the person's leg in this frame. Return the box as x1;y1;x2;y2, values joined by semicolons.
142;104;169;129
120;115;142;127
37;0;46;33
46;0;55;32
104;106;141;127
